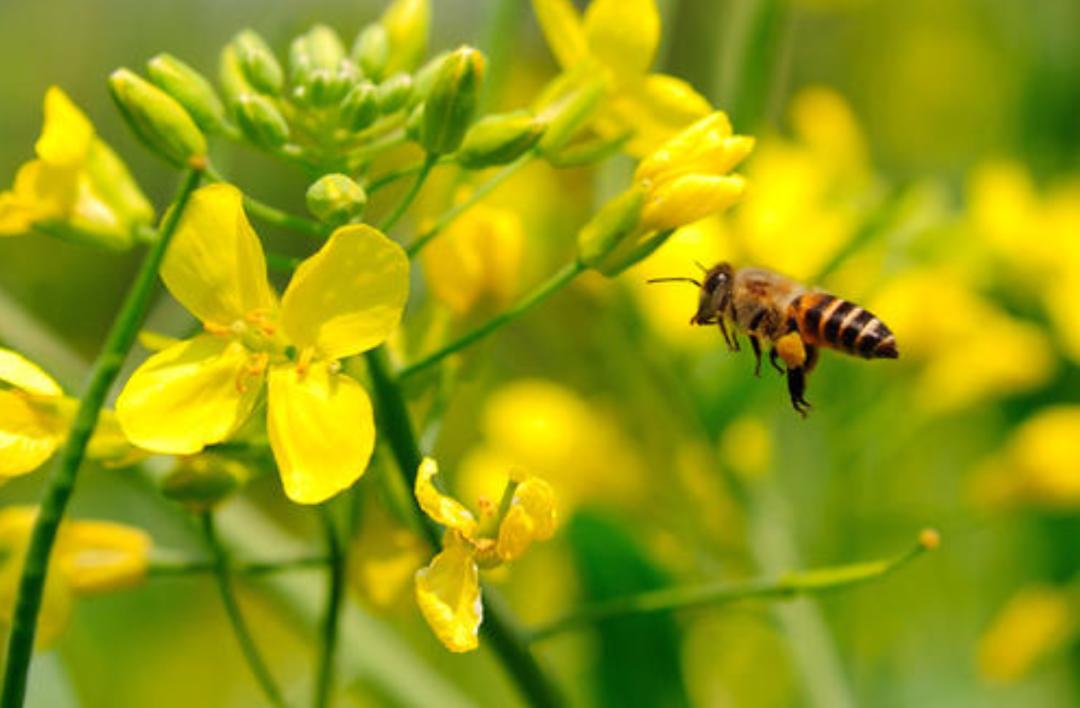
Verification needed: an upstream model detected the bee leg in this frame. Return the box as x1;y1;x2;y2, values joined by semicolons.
786;366;812;417
718;318;739;352
749;335;763;377
804;344;819;373
769;347;785;375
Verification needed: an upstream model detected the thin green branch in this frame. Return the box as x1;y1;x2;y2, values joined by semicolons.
378;153;439;232
0;167;203;708
362;347;562;706
314;507;346;708
528;530;940;643
399;260;587;380
201;512;289;708
365;154;455;195
148;555;328;577
405;151;534;257
206;164;331;239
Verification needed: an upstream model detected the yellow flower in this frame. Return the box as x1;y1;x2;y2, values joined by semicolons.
0;87;153;249
0;348;140;479
413;458;556;652
634;111;754;231
0;506;151;646
115;183;409;504
348;491;428;609
977;585;1077;683
421;196;525;316
532;0;712;155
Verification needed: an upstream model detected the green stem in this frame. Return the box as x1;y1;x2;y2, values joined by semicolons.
0;168;203;708
362;348;562;706
399;260;587;380
206;165;330;239
405;151;534;257
147;555;328;577
366;155;455;195
265;251;302;273
528;530;937;642
378;153;438;232
314;507;346;708
201;513;288;708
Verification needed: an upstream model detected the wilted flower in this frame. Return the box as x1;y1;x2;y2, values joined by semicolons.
0;87;154;249
0;507;151;646
115;183;409;504
532;0;712;155
0;348;140;479
413;458;556;652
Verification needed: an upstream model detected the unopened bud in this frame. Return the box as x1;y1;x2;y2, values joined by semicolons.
219;45;255;105
352;23;389;80
420;46;485;155
537;77;605;155
380;0;430;75
146;53;226;133
290;24;345;83
576;185;647;270
339;81;379;131
234;93;290;147
233;29;284;95
405;103;425;141
545;129;630;168
306;173;368;225
108;68;207;167
457;110;544;168
412;50;449;101
162;454;251;511
375;73;414;113
304;62;357;107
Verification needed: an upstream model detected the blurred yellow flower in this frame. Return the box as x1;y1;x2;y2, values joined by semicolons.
871;269;1054;412
977;585;1077;683
972;406;1080;510
413;458;555;652
0;348;140;479
0;506;151;646
421;196;525;316
457;379;644;512
0;87;154;249
635;112;753;231
116;183;409;504
531;0;712;155
348;491;428;609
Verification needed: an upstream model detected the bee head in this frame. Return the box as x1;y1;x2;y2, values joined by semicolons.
691;262;734;326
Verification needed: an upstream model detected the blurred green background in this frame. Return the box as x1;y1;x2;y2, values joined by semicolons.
1;0;1078;706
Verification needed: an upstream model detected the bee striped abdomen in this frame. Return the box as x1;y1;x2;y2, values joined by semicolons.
792;293;898;359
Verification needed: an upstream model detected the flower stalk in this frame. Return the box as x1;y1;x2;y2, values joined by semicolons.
314;506;346;708
0;167;203;708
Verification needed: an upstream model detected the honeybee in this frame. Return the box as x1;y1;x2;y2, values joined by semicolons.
650;263;898;415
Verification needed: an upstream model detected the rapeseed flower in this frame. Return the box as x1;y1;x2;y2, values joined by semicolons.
0;506;150;646
0;87;154;249
115;183;409;504
532;0;712;155
977;585;1077;683
413;458;555;652
0;348;138;479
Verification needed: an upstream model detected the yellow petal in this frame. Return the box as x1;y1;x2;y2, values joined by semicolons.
415;458;478;536
381;0;431;74
641;174;747;230
0;348;63;396
495;477;557;562
161;183;276;328
0;390;66;477
531;0;589;70
583;0;659;81
34;87;94;166
86;409;146;467
11;160;79;224
281;224;409;360
267;364;374;504
605;75;714;156
57;520;152;594
414;530;482;653
115;335;262;455
0;191;35;235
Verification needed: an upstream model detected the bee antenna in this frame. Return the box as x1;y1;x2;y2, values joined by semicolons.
646;276;703;287
694;261;708;273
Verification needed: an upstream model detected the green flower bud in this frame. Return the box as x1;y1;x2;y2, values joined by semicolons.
219;45;255;105
375;72;414;113
420;46;485;155
544;130;631;168
108;68;207;167
412;50;449;101
380;0;430;75
233;29;284;95
303;62;357;107
537;78;605;156
596;228;676;277
146;53;226;133
405;103;425;141
457;110;544;168
162;454;251;511
352;23;389;80
234;93;290;147
306;173;368;225
290;24;345;81
339;81;379;131
576;185;647;270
